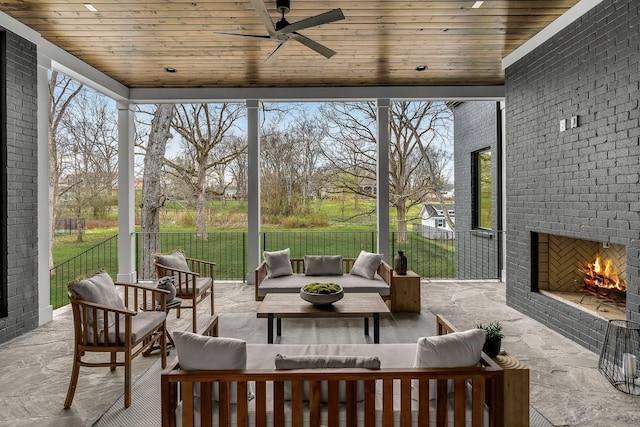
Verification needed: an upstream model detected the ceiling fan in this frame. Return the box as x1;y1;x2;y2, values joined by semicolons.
217;0;345;63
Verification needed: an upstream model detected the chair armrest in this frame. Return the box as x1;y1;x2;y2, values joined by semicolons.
154;264;201;278
378;261;393;285
198;315;219;337
184;257;215;278
73;298;137;316
255;261;269;300
116;282;169;311
154;263;206;296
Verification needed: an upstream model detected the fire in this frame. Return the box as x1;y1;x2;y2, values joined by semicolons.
580;253;626;292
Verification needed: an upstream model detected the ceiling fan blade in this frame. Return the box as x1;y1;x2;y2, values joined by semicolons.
213;32;275;41
264;39;293;63
249;0;277;37
288;32;336;58
277;9;344;35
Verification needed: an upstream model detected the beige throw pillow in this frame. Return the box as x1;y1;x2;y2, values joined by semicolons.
350;250;383;279
412;329;486;400
173;331;247;402
263;248;294;278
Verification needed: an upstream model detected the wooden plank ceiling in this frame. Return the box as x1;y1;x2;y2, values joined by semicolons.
2;0;581;89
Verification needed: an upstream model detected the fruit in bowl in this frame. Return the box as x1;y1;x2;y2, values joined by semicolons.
300;283;344;305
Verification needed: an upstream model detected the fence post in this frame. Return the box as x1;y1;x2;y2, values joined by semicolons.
243;232;247;283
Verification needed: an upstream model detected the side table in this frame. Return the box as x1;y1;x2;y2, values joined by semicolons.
390;270;421;312
493;353;530;427
142;297;183;354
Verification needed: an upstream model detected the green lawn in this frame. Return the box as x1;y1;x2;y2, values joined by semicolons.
50;199;455;309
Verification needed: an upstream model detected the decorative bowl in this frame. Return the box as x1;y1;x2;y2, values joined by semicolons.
300;283;344;305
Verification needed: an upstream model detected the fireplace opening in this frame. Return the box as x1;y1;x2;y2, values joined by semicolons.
533;233;626;320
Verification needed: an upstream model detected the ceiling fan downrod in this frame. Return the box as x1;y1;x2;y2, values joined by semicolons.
275;0;291;31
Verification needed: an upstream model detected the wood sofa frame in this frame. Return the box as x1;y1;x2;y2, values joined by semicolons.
254;257;393;301
161;315;505;426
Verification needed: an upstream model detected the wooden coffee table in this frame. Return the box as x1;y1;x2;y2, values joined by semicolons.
257;293;390;344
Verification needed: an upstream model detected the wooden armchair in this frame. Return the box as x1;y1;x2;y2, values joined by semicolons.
64;270;168;409
153;249;215;332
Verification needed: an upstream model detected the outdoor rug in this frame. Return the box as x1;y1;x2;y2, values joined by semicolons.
93;310;553;426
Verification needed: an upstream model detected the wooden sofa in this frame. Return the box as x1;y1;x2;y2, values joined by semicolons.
161;315;505;426
254;257;393;301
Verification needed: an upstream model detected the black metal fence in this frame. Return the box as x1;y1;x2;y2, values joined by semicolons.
50;230;503;309
136;231;247;281
49;234;119;309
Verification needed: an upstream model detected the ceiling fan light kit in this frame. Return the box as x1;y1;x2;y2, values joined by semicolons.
218;0;345;63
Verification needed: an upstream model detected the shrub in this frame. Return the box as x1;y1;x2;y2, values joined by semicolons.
281;214;329;228
179;213;195;227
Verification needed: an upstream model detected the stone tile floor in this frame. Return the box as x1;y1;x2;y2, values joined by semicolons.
0;280;638;426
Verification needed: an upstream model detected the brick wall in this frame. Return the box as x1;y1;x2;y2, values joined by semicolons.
504;0;640;352
454;101;502;279
0;29;39;344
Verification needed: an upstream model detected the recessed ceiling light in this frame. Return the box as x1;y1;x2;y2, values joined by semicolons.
165;67;177;73
415;65;427;72
472;1;484;8
84;4;98;12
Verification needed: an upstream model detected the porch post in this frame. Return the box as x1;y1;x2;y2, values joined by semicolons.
116;102;137;283
500;101;507;281
377;99;390;261
246;99;260;284
37;53;53;325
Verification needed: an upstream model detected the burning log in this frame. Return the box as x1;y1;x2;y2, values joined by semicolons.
579;252;626;304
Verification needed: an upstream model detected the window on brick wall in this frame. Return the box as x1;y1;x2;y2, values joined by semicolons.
472;148;492;230
0;32;6;318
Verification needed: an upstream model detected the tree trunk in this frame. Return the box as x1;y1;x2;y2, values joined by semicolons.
396;197;408;243
195;189;208;239
195;161;208;239
141;104;174;279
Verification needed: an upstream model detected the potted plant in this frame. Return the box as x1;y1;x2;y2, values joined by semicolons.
477;320;504;358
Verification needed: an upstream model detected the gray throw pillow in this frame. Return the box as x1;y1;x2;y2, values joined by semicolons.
67;270;126;334
275;354;380;370
263;248;294;278
173;331;247;402
350;250;383;279
304;255;343;276
153;249;191;272
274;354;380;402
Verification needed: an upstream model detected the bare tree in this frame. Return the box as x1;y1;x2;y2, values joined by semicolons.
400;115;455;231
227;135;248;203
166;103;246;238
320;102;377;213
259;126;301;219
61;90;119;240
290;115;327;208
140;104;174;278
321;101;453;242
48;71;83;266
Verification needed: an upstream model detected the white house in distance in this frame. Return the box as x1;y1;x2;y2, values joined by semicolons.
417;204;455;239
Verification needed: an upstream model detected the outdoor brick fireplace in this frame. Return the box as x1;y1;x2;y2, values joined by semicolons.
532;233;627;321
503;1;640;353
